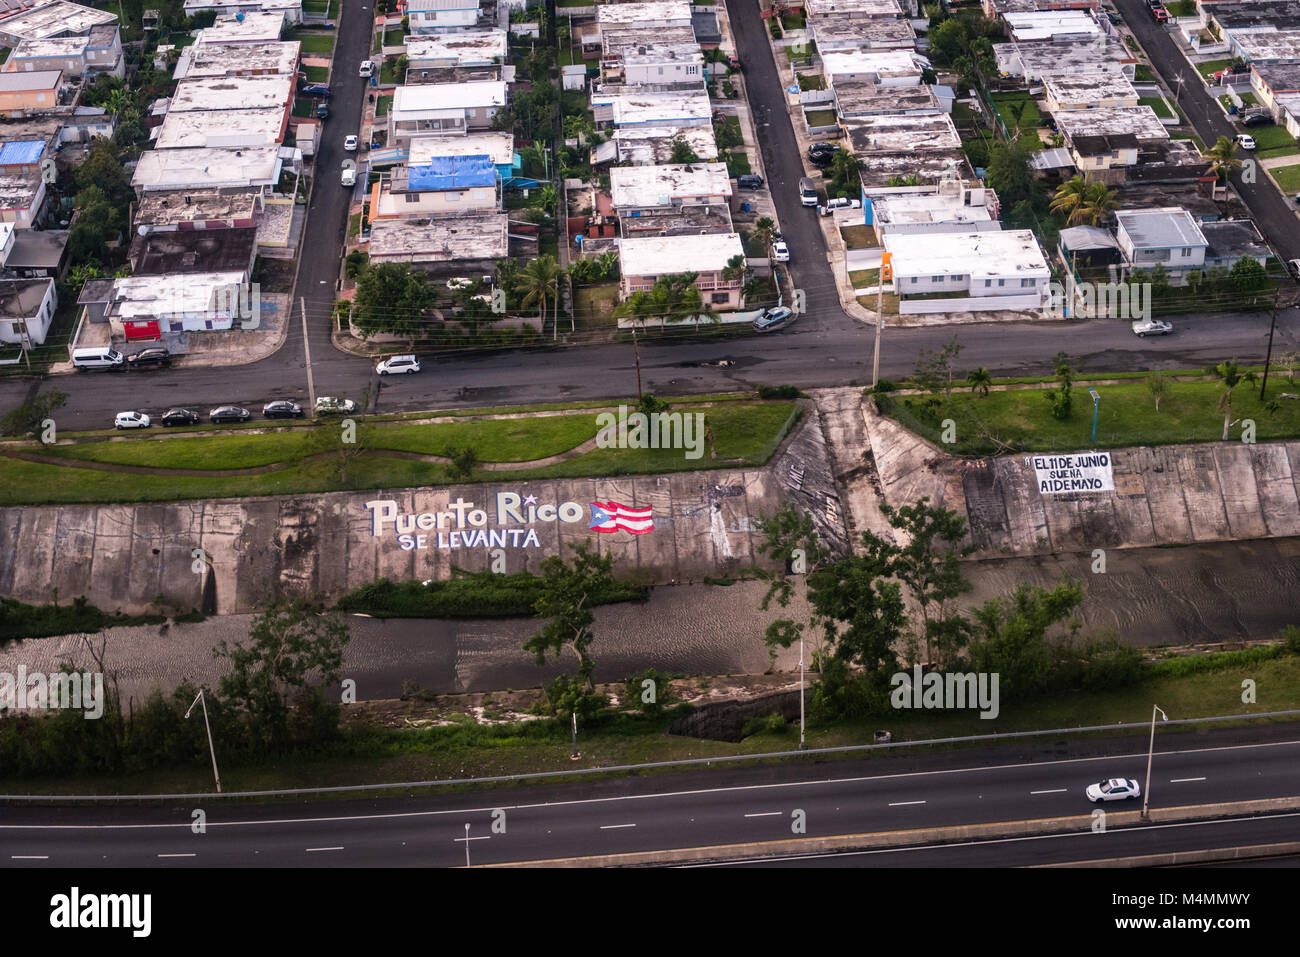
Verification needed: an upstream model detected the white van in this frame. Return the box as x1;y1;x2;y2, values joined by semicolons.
72;347;124;370
799;177;818;207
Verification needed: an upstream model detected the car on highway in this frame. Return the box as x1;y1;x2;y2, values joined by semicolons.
1132;318;1174;337
770;240;790;262
1235;133;1256;150
359;60;374;78
344;134;358;152
209;405;251;423
114;411;151;430
160;408;200;427
376;354;421;375
753;306;793;331
125;347;172;369
262;400;304;419
1086;778;1140;802
315;396;357;415
819;197;861;215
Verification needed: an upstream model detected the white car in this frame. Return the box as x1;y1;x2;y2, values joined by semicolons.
446;277;475;290
344;134;359;152
341;167;356;187
1132;318;1173;337
315;396;357;415
376;354;420;375
1235;134;1256;151
359;60;374;78
771;240;790;262
114;411;151;430
818;197;861;216
1086;777;1141;803
1287;258;1300;281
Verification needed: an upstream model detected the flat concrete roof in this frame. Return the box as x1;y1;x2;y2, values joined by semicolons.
1056;105;1169;141
1233;29;1300;63
610;162;732;207
393;80;508;114
884;229;1049;279
804;0;902;16
857;149;972;187
1254;61;1300;92
195;10;286;43
169;74;294;111
128;226;258;274
131;146;281;191
404;29;507;64
4;227;65;268
996;37;1134;78
108;271;248;319
0;70;60;91
0;168;39;210
873;186;997;227
1044;71;1139;102
596;1;693;27
808;17;917;51
600;87;712;125
368;213;509;263
8;36;87;58
1003;10;1099;40
0;2;116;41
408;131;514;166
1211;1;1300;30
845;112;962;153
833;79;940;115
154;107;285;149
603;33;703;65
620;231;745;276
610;125;719;164
135;188;261;226
175;39;301;78
1115;206;1208;249
1201;218;1270;261
822;49;926;79
0;277;52;319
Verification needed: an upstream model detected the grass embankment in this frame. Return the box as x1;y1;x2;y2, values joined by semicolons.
878;377;1300;455
0;399;799;506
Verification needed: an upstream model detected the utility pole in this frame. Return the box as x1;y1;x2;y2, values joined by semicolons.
1260;288;1282;400
1142;704;1167;821
632;324;643;397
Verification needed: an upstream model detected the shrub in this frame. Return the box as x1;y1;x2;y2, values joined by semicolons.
758;384;804;399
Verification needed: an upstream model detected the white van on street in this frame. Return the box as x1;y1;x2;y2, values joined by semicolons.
72;347;124;370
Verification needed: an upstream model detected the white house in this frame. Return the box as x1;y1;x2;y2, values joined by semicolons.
1115;207;1208;285
866;182;1001;239
884;229;1050;312
610;162;732;214
182;0;302;26
0;276;56;346
601;33;705;86
105;271;250;336
405;30;508;70
596;2;694;37
620;232;747;310
591;87;712;129
407;0;481;34
1043;72;1140;112
388;81;507;145
823;49;928;87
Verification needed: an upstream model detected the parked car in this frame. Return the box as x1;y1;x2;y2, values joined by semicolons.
302;83;330;98
819;197;861;215
446;277;475;290
736;173;764;190
209;405;251;423
1242;111;1274;127
315;396;357;415
808;142;840;164
799;176;818;206
753;306;793;331
114;411;151;430
1106;10;1122;23
770;240;790;262
1287;258;1300;281
71;346;124;370
1150;3;1169;21
376;354;421;375
341;167;356;187
262;400;304;419
359;60;374;78
160;408;200;427
315;102;329;120
1235;133;1257;150
125;347;171;369
343;134;358;152
1132;318;1174;337
1086;778;1140;803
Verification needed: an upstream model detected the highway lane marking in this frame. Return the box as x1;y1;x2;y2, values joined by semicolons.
1031;789;1068;795
11;855;48;859
305;846;344;852
1171;777;1207;783
600;824;636;830
4;739;1296;832
744;812;782;818
888;801;926;807
157;853;195;858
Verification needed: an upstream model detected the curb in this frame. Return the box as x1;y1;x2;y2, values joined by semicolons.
1035;839;1300;868
486;795;1300;867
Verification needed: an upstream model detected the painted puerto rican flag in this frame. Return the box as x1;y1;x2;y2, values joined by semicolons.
590;501;654;535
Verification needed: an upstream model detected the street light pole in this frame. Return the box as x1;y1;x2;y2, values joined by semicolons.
798;634;806;750
570;710;579;759
1141;704;1167;820
1260;289;1282;400
184;689;221;794
1089;387;1100;445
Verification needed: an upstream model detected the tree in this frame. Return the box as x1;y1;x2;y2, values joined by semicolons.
930;17;970;63
912;334;966;403
308;413;371;484
613;272;706;328
965;577;1085;699
754;502;835;668
1;390;66;437
1079;181;1119;227
986;137;1035;207
213;602;350;752
752;216;778;252
1211;357;1256;440
517;254;561;338
1044;353;1074;421
1049;175;1088;225
352;262;434;338
669;132;700;163
966;366;992;397
1202;135;1242;182
523;541;616;691
828;149;864;199
721;253;746;281
1146;371;1170;412
1230;256;1268;295
806;538;906;677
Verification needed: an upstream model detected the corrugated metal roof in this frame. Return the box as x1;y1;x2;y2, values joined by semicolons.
0;139;44;165
407;155;496;191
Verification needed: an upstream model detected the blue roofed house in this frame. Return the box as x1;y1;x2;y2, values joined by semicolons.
369;153;500;220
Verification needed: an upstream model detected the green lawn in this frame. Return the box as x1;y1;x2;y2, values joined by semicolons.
1250;125;1300;157
1271;163;1300;192
1134;64;1156;82
303;65;329;83
724;150;751;177
1139;96;1173;119
292;97;314;118
840;224;877;249
882;378;1300;456
1197;58;1233;79
805;108;836;128
0;401;798;506
797;74;825;91
380;58;400;85
573;282;620;329
849;268;880;287
856;293;899;314
383;28;404;47
295;34;336;55
376;94;392;118
990;92;1043;130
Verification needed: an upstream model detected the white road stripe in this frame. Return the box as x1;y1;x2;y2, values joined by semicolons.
1031;789;1069;795
744;812;782;818
11;855;48;859
157;853;195;858
1170;777;1206;783
305;846;344;852
600;824;636;830
888;801;927;807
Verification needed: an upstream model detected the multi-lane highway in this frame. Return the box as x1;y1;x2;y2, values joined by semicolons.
3;733;1298;867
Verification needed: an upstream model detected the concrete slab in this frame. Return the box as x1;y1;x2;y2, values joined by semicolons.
1250;443;1300;538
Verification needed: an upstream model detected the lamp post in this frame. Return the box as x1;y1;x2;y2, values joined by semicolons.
1089;387;1100;445
1142;704;1168;820
184;689;221;794
798;634;806;750
570;711;580;759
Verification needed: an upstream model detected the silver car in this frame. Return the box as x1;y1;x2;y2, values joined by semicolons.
1086;778;1140;803
1132;318;1173;337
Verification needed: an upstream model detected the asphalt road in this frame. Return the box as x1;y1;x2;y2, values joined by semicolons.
2;733;1298;867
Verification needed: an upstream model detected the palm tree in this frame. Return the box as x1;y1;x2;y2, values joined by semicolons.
752;216;777;252
966;367;992;397
1049;176;1089;224
1078;181;1119;227
1202;135;1242;183
1212;358;1256;441
517;254;560;338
